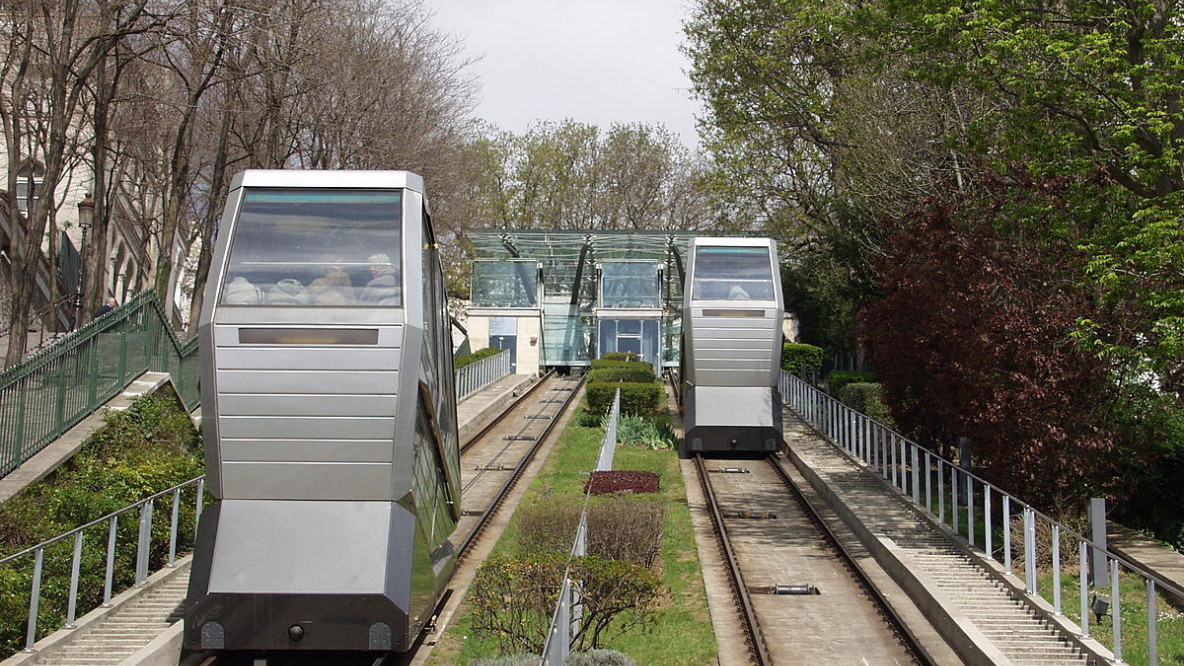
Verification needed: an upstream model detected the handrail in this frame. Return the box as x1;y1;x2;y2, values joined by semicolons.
781;370;1182;665
0;476;206;653
0;290;200;479
456;348;512;400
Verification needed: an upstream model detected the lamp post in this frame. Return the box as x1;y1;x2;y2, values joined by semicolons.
74;194;94;330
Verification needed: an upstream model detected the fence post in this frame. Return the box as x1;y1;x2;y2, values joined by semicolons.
25;548;43;651
136;502;153;585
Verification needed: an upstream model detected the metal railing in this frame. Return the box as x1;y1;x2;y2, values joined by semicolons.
0;291;200;478
456;348;511;400
542;390;620;665
0;476;206;653
780;371;1184;665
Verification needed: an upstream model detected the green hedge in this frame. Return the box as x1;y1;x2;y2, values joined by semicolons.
781;343;824;375
600;352;639;362
836;382;894;426
828;371;876;394
589;359;652;372
586;366;656;384
454;347;504;369
586;381;663;417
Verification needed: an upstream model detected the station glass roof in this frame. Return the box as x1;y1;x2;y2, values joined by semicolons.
468;229;697;263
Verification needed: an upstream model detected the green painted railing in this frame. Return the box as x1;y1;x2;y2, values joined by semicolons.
0;291;200;478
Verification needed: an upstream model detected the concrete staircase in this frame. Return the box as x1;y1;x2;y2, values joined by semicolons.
785;419;1099;666
2;559;189;666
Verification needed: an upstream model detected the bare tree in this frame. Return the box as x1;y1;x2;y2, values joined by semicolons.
1;0;166;367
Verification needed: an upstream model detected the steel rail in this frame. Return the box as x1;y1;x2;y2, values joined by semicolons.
694;454;772;666
456;374;585;561
765;455;938;666
459;369;556;454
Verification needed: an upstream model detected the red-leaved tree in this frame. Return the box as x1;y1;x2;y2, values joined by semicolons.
860;189;1126;516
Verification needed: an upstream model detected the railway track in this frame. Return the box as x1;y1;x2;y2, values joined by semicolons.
406;372;584;664
693;451;930;665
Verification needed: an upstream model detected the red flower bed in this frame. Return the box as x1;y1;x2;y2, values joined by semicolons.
585;470;660;495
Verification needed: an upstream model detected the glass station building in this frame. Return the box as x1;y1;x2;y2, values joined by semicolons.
465;230;696;374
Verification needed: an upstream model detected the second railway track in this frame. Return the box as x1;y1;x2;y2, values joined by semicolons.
693;451;930;665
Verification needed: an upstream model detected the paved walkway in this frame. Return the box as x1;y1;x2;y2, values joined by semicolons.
1108;523;1184;608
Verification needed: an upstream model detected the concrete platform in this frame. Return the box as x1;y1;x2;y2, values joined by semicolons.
1108;523;1184;608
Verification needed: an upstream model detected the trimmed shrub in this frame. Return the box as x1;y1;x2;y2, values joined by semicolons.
589;359;652;373
517;502;584;556
828;370;876;394
585;498;664;568
454;347;504;369
516;497;665;569
586;382;662;417
836;382;894;425
585;366;655;384
471;554;661;653
781;342;824;375
600;352;638;362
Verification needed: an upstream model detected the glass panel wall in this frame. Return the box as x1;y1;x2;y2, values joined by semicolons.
472;259;538;307
600;262;660;308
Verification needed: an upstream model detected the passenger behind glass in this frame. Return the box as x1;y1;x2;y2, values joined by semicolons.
728;283;750;299
266;278;311;305
360;253;401;305
223;274;263;305
309;259;355;305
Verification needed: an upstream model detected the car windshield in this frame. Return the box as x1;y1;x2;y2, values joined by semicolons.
220;189;403;307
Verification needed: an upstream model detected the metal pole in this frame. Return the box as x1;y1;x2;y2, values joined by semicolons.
1080;541;1090;638
1148;578;1158;665
66;532;83;627
985;486;993;560
924;451;932;513
967;474;974;547
136;502;153;586
1004;495;1012;574
1052;525;1061;614
103;515;117;606
1024;508;1036;595
169;489;181;566
1111;558;1122;662
25;548;43;651
937;459;945;523
911;444;920;505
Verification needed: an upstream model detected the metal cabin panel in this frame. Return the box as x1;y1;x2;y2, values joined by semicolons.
214;345;401;370
221;439;393;463
216;394;398;417
221;462;394;501
216;369;398;394
207;499;394;594
217;416;395;440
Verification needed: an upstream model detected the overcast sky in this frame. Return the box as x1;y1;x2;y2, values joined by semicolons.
423;0;703;148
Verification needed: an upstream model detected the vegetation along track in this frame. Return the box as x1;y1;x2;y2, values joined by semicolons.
695;452;930;665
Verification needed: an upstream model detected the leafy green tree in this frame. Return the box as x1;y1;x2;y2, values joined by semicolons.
464;120;714;232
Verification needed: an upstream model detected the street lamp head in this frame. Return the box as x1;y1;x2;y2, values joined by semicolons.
77;193;94;232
